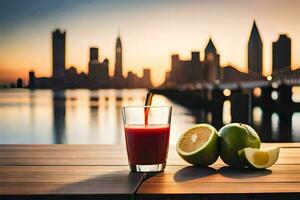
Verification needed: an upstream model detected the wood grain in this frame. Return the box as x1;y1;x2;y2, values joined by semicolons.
0;145;128;166
0;145;143;199
0;143;299;166
0;166;145;197
137;144;300;198
0;144;299;199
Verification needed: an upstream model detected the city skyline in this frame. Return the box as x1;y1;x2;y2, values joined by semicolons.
25;29;153;89
3;21;296;89
22;20;293;89
1;0;300;86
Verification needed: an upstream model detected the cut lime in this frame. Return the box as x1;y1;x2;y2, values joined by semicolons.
176;124;219;166
238;147;280;169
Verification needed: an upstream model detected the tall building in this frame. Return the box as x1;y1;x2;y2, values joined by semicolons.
88;47;109;86
100;59;109;83
205;38;217;56
114;36;123;79
272;34;291;76
90;47;98;62
141;68;152;88
88;47;99;80
28;71;36;89
248;21;263;79
52;29;66;80
204;38;220;83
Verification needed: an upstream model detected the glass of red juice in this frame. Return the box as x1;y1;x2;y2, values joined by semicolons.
122;106;172;172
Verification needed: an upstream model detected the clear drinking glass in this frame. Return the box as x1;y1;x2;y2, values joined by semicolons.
122;106;172;172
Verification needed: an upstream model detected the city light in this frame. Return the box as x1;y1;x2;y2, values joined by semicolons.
223;89;231;97
267;76;273;81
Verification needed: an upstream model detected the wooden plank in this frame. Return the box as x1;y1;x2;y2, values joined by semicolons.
138;182;300;194
138;144;300;198
145;165;300;183
0;145;128;166
0;143;299;166
261;143;300;148
0;144;299;199
0;165;145;199
137;183;300;200
137;164;300;197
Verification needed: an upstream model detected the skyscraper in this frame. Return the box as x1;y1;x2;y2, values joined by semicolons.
114;36;123;79
90;47;99;62
28;71;36;89
272;34;291;75
248;21;263;79
52;29;66;80
204;38;220;83
205;38;217;56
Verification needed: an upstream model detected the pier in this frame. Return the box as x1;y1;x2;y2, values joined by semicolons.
151;80;300;141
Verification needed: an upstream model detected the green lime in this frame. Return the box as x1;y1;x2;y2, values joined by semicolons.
238;147;280;169
176;124;219;166
218;123;261;167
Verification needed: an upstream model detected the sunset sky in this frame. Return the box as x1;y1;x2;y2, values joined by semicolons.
1;0;300;86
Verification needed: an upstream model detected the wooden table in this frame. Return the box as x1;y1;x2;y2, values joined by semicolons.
0;143;299;199
0;145;144;200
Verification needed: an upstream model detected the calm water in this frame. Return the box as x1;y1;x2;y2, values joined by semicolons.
0;89;195;144
1;88;300;144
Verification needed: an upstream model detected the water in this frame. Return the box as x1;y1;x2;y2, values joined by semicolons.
0;89;194;144
1;88;300;144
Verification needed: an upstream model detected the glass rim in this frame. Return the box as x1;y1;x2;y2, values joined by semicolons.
122;105;172;109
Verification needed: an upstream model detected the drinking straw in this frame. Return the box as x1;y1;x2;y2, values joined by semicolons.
144;92;153;125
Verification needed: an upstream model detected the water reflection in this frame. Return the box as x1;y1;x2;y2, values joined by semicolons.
89;93;99;138
52;91;66;144
0;89;300;144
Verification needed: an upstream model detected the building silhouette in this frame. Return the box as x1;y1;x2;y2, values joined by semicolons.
27;30;152;89
28;71;36;89
166;38;222;86
221;65;249;83
52;29;66;81
272;34;291;77
114;36;123;79
88;47;109;87
90;47;98;61
126;68;153;88
16;78;23;88
190;51;203;82
169;51;203;85
9;20;300;90
142;69;152;88
64;66;88;88
248;21;263;79
204;38;220;83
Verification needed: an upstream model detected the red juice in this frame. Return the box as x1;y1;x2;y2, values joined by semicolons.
124;124;170;165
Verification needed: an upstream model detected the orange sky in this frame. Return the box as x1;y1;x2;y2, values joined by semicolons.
1;0;300;86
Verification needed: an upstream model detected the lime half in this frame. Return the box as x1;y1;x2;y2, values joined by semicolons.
176;124;219;166
238;147;280;169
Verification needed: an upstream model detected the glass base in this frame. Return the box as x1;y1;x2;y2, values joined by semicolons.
130;163;166;172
